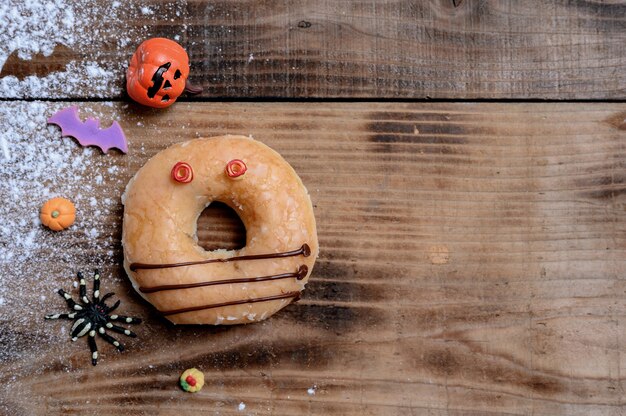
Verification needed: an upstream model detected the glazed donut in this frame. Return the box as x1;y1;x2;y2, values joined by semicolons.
122;135;318;325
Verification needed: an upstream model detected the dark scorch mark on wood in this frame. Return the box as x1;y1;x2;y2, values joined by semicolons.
420;346;566;396
576;173;626;200
0;324;55;362
605;112;626;131
574;0;626;20
283;302;381;335
305;280;387;303
365;111;476;154
115;339;336;375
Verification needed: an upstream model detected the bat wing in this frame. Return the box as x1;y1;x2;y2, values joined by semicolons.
48;106;128;154
96;121;128;154
48;106;82;137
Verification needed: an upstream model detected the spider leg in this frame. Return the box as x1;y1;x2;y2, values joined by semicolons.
107;300;121;314
70;317;94;341
45;312;77;320
104;322;137;338
77;271;90;304
57;289;83;311
97;327;125;351
87;330;98;366
92;269;101;302
108;315;142;324
100;292;116;304
100;292;121;312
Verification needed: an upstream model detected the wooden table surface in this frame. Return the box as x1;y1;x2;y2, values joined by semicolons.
0;1;625;416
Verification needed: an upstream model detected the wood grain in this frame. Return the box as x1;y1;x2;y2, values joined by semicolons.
0;102;624;415
0;0;624;99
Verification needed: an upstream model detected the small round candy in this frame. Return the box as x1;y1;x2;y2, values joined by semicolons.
179;368;204;393
171;162;194;183
225;159;247;179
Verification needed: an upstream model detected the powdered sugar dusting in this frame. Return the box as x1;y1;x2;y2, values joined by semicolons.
0;100;140;413
0;0;188;98
0;61;121;99
0;0;75;69
0;1;191;411
0;101;128;360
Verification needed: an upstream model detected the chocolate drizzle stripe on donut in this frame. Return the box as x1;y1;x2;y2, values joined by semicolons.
129;244;311;272
139;265;309;294
160;291;302;316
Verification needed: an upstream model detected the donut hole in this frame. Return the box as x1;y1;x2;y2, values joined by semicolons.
196;201;246;251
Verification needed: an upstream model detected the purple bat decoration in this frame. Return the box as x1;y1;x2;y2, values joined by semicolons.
47;106;128;154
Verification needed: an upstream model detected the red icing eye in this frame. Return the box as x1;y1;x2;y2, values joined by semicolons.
171;162;193;183
185;375;197;386
225;159;247;179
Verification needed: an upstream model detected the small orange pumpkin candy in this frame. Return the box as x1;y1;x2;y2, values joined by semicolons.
40;197;76;231
126;38;191;108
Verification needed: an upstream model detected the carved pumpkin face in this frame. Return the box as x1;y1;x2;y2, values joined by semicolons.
126;38;190;108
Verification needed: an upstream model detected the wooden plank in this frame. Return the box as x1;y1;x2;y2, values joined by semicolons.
0;102;625;415
0;1;624;99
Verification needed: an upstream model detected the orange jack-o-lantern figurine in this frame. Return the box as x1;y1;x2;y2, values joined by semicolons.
126;38;202;108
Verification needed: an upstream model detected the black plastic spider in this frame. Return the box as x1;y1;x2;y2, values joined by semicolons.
45;269;142;366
